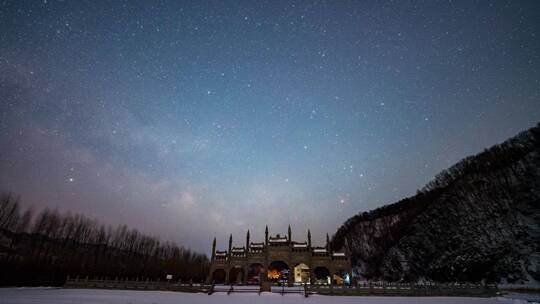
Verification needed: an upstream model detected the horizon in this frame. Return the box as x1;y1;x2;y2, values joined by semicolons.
1;121;538;256
1;1;539;255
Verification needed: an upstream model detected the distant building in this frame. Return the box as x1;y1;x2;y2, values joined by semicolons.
207;225;351;285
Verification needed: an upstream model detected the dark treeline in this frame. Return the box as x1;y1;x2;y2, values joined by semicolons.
0;193;209;286
330;187;444;275
331;123;540;253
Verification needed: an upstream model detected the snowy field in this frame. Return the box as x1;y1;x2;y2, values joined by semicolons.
0;288;537;304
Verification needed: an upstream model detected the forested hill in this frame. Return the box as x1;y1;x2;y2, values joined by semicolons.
331;123;540;283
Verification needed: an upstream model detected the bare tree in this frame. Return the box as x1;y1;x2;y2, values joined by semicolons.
0;192;20;231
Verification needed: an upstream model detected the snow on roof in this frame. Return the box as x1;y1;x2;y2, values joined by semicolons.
293;243;308;248
250;243;264;248
313;248;327;253
332;252;346;256
215;252;227;256
269;236;288;242
268;234;288;242
231;247;245;252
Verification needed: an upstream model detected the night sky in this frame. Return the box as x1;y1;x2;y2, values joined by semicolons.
1;1;539;253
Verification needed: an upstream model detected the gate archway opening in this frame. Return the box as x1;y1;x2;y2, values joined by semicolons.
313;266;331;284
229;266;244;284
247;263;264;284
293;263;310;283
268;261;289;283
333;269;350;285
212;269;226;284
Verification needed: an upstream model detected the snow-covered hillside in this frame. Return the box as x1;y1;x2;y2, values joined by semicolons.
332;123;540;283
0;288;535;304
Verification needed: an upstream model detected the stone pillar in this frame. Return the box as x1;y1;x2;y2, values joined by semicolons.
246;230;250;253
310;270;316;285
259;270;266;284
211;237;216;261
326;233;330;251
288;268;294;286
288;225;292;242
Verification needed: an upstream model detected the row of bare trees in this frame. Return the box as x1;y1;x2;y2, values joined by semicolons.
0;192;209;286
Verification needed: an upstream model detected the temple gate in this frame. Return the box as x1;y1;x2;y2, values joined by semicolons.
207;226;351;286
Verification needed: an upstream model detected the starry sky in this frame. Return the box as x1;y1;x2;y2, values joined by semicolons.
1;1;539;254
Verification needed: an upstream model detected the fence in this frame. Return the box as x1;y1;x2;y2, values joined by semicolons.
65;277;498;297
64;276;210;293
307;282;498;297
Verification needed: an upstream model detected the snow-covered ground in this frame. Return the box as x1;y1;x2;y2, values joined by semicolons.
0;288;537;304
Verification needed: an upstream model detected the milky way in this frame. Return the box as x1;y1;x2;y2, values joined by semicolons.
1;1;539;253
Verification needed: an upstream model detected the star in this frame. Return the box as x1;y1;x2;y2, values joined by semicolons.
0;0;536;262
